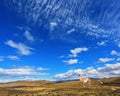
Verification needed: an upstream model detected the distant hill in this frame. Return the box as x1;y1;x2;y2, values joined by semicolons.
0;80;53;88
0;76;119;88
100;77;120;86
55;78;99;83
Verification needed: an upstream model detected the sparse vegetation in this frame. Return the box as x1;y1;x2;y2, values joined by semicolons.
0;77;120;96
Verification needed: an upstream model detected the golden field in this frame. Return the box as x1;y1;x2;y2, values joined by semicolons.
0;77;119;96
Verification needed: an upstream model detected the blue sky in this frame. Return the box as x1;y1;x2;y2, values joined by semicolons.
0;0;120;82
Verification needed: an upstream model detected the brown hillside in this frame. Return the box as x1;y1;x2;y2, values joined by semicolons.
100;77;120;86
0;77;119;96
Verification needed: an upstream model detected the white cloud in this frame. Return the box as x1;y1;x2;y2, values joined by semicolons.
24;30;34;42
5;40;34;55
0;66;49;83
7;55;20;61
111;50;120;56
115;40;120;47
54;63;120;80
63;59;78;65
111;50;117;55
98;57;115;63
69;47;88;57
50;22;57;30
61;47;88;65
97;63;120;74
97;41;106;46
54;69;82;80
67;29;75;34
37;67;49;71
0;66;47;77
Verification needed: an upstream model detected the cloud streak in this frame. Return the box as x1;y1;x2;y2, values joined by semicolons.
63;59;78;65
24;30;34;42
37;67;49;71
5;40;34;55
69;47;88;57
98;57;115;63
111;50;120;56
0;66;46;77
0;66;48;82
97;41;106;46
7;55;20;61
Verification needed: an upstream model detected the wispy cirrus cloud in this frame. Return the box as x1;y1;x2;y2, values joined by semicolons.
110;50;120;62
3;0;120;42
54;63;120;80
37;67;49;71
24;30;34;42
50;22;58;31
67;29;75;34
97;41;106;46
63;59;78;65
98;57;115;63
111;50;120;56
5;40;34;55
0;55;20;61
16;26;34;42
69;47;88;57
7;55;20;61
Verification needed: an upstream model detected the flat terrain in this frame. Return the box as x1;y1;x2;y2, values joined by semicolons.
0;77;120;96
